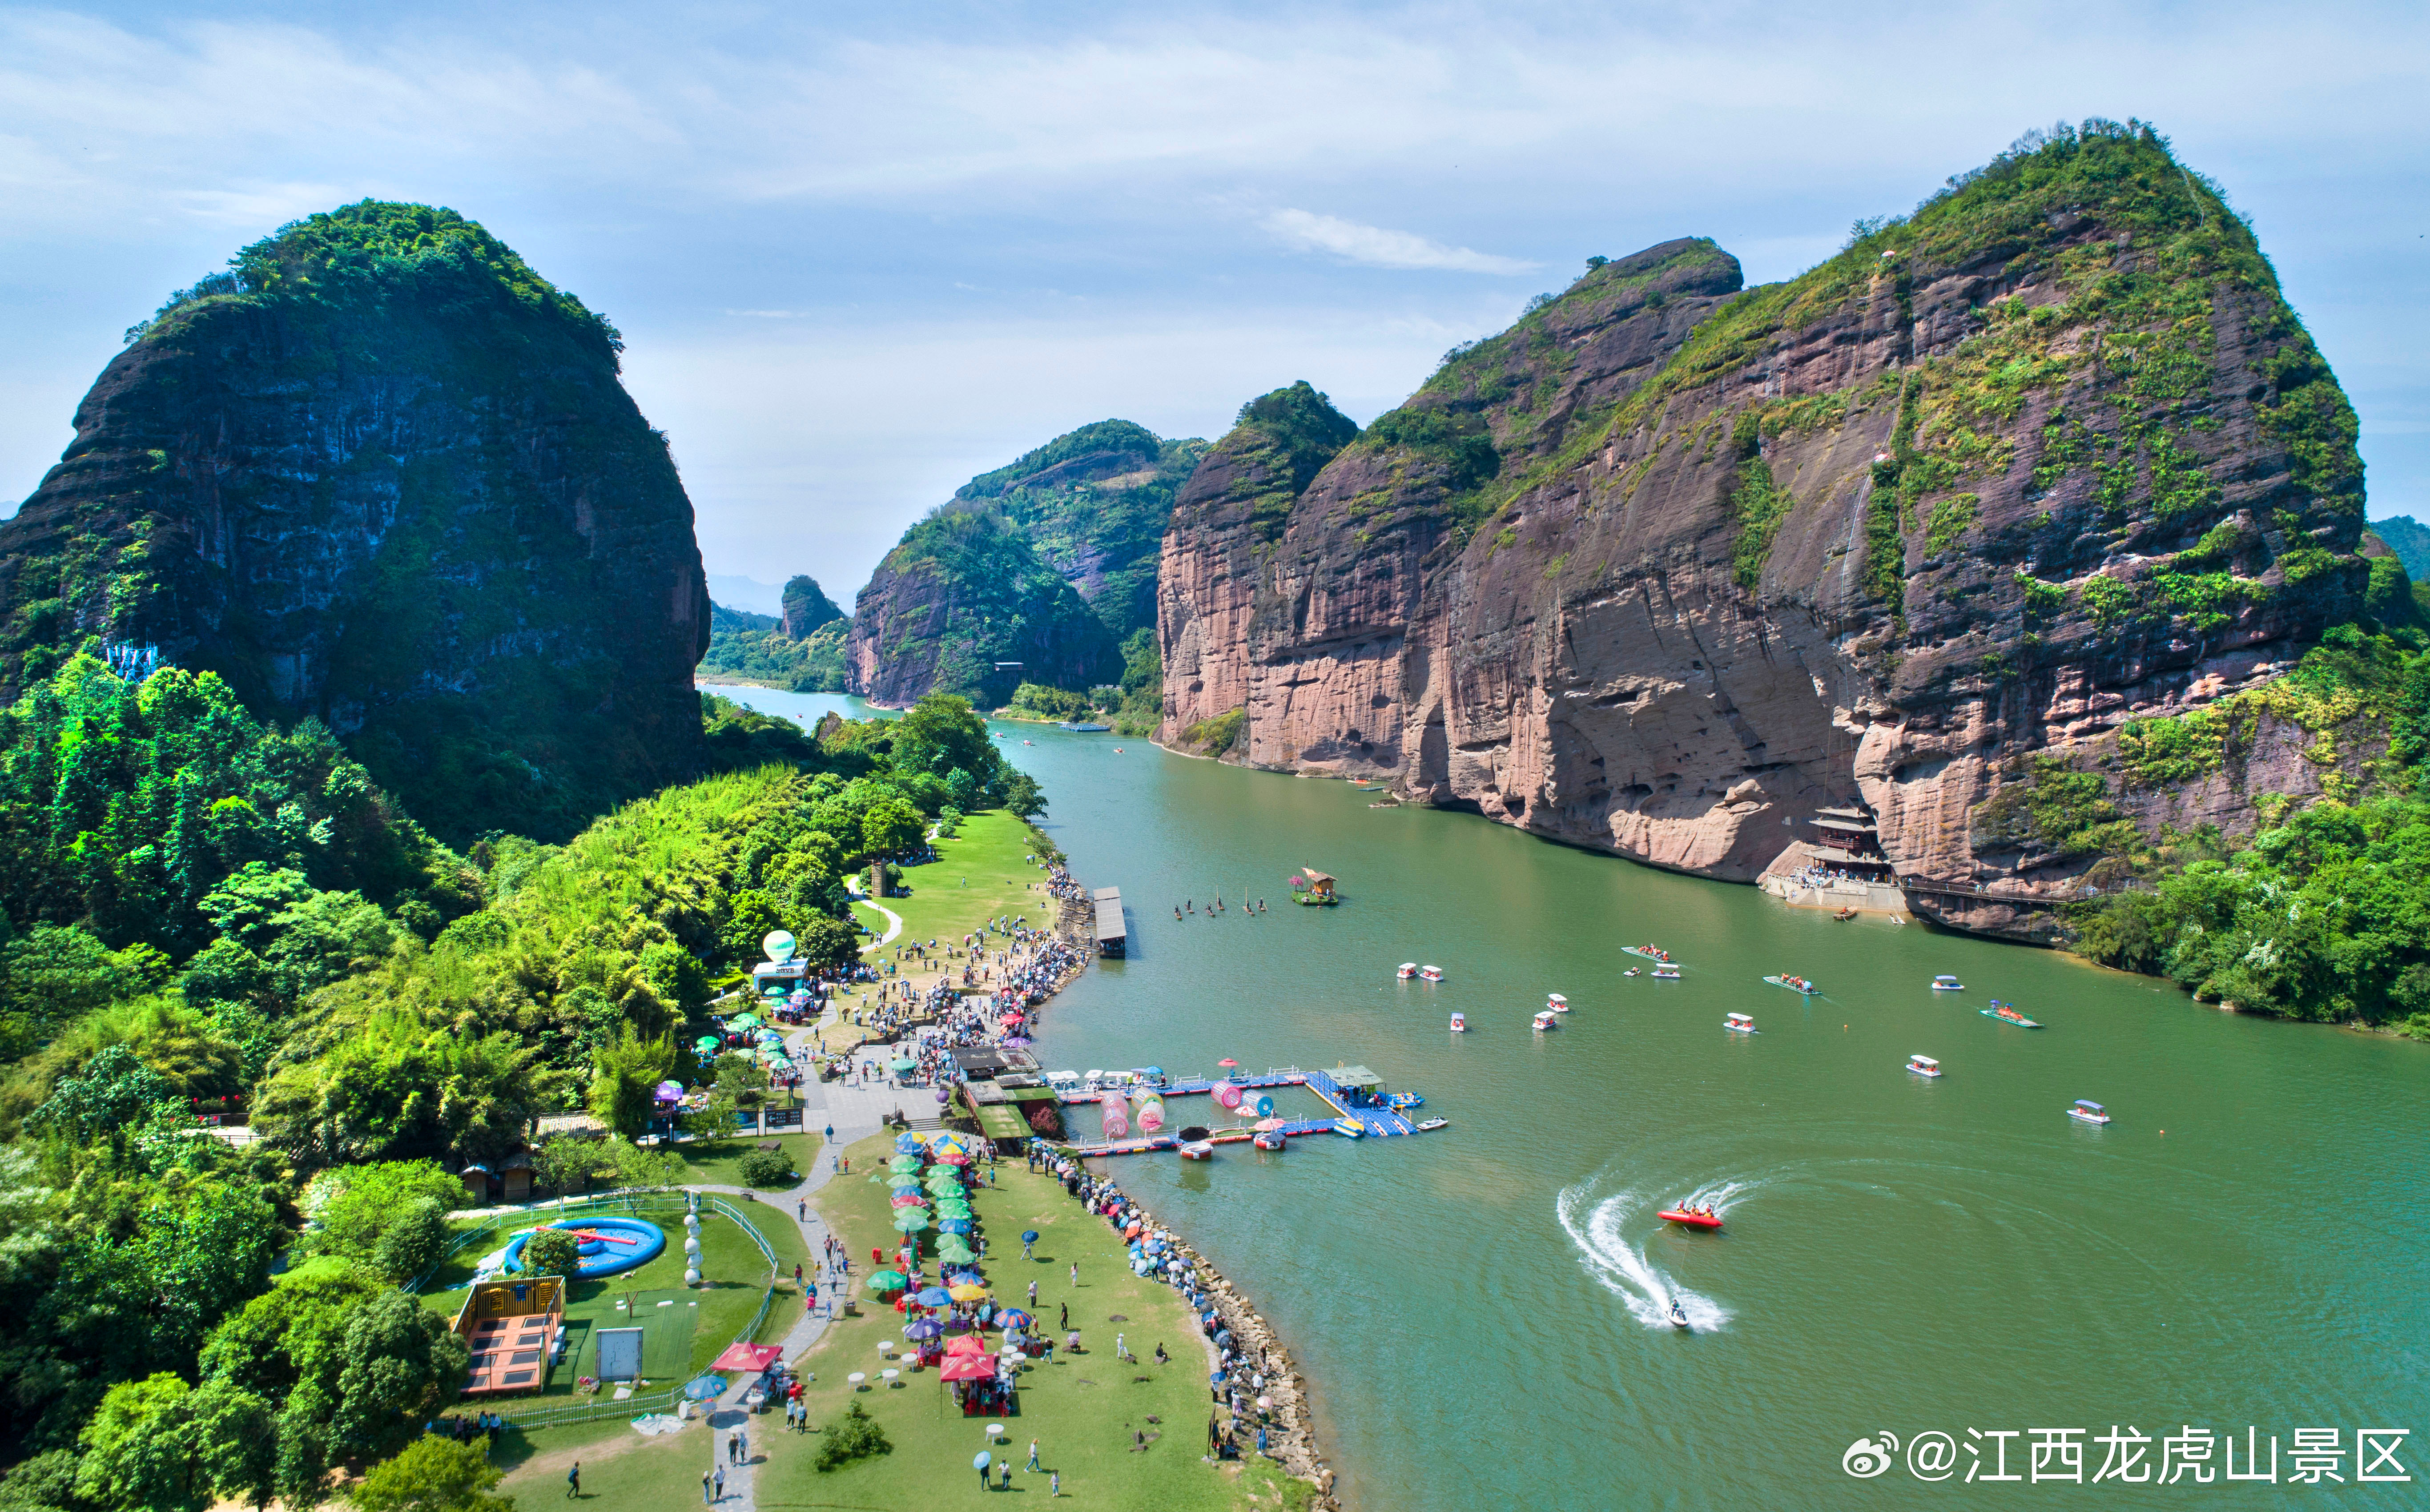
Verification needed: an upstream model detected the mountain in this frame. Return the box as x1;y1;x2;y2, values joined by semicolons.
0;201;710;843
699;576;849;691
780;575;845;639
2369;515;2430;579
843;419;1202;706
845;505;1119;707
706;574;785;615
1158;121;2391;941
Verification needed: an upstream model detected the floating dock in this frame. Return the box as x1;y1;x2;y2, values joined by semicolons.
1052;1064;1420;1157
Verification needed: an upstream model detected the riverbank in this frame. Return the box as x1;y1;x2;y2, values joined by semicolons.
769;1134;1318;1509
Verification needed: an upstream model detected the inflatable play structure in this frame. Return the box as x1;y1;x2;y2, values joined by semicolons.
506;1215;668;1279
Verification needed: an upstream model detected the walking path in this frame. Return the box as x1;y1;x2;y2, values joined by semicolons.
856;899;904;949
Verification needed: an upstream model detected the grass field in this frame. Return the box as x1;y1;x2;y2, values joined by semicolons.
736;1134;1310;1512
670;1132;821;1188
867;809;1060;965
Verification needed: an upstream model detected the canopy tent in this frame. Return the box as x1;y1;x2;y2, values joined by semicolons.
944;1335;990;1356
939;1355;995;1381
710;1343;784;1374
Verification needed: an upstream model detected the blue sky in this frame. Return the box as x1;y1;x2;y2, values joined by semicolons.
3;1;2425;601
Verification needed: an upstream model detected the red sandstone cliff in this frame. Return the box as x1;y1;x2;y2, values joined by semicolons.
1159;129;2374;938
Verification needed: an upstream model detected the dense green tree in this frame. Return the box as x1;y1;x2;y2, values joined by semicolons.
519;1226;579;1279
351;1437;512;1512
586;1028;672;1141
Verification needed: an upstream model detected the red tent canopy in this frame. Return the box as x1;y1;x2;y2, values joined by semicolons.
944;1335;990;1356
710;1343;784;1374
938;1355;996;1381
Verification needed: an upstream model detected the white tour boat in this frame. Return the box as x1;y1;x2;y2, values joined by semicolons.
1725;1013;1756;1034
2068;1099;2112;1126
1907;1054;1942;1078
1930;975;1964;991
1420;965;1444;982
1396;962;1418;980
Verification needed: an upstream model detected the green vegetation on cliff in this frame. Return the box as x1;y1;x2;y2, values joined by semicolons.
854;504;1121;706
4;201;709;850
952;420;1206;641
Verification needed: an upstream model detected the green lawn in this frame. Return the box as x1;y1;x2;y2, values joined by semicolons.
671;1132;821;1189
743;1135;1310;1512
869;809;1061;965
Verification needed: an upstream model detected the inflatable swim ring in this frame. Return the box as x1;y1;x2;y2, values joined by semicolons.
504;1215;668;1279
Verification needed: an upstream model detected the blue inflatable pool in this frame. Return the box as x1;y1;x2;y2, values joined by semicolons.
506;1215;668;1279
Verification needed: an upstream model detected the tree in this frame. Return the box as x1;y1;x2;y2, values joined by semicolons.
1000;770;1046;820
28;1045;176;1148
304;1162;464;1262
792;916;860;971
860;799;924;858
73;1375;274;1512
520;1227;579;1279
736;1147;793;1187
682;1089;738;1148
351;1437;512;1512
371;1198;448;1284
530;1136;601;1199
718;891;786;967
586;1028;672;1141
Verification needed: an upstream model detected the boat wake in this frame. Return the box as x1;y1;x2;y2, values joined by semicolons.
1557;1179;1747;1331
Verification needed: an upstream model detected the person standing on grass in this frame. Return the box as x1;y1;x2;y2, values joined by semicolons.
1050;1471;1060;1497
701;1468;712;1504
1026;1440;1040;1472
565;1462;579;1499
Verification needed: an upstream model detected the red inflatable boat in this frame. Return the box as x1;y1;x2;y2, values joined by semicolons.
1658;1208;1723;1230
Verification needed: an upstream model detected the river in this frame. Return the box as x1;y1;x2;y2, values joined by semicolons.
710;684;2427;1508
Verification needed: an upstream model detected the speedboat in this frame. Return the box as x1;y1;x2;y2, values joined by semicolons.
1532;1010;1558;1032
1982;1001;2043;1028
1659;1207;1723;1230
1668;1301;1691;1329
1725;1013;1755;1034
1420;965;1444;982
1178;1141;1215;1160
1930;975;1964;991
1448;1012;1467;1032
2068;1099;2111;1126
1414;1117;1448;1133
1396;962;1417;980
1763;975;1820;996
1907;1054;1942;1078
1623;967;1640;977
1332;1118;1366;1138
1652;967;1682;980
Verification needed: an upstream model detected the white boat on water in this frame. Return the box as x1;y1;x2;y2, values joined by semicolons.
2068;1099;2112;1126
1653;967;1682;980
1396;962;1418;980
1725;1013;1756;1034
1907;1054;1942;1078
1415;1117;1449;1133
1420;965;1444;982
1548;993;1569;1008
1930;975;1964;991
1532;1010;1558;1032
1448;1012;1467;1032
1179;1140;1215;1160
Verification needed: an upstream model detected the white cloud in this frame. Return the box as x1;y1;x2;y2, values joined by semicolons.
1262;209;1537;274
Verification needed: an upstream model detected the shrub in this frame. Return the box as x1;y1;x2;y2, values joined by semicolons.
373;1197;451;1283
815;1400;892;1472
737;1147;795;1187
522;1227;581;1278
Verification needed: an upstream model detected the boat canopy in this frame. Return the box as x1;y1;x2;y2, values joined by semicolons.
1933;975;1960;983
1727;1013;1753;1024
1911;1055;1939;1067
2075;1099;2105;1112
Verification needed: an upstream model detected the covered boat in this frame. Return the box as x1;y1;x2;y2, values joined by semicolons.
2068;1099;2111;1125
1724;1013;1755;1034
1532;1010;1558;1031
1930;975;1964;991
1420;964;1444;982
1396;962;1417;979
1448;1012;1467;1032
1907;1054;1942;1078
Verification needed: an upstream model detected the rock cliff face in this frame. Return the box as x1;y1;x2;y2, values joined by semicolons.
845;419;1204;706
780;575;845;639
1160;125;2374;937
0;201;709;842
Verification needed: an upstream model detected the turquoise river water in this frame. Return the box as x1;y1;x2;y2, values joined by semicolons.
713;685;2426;1509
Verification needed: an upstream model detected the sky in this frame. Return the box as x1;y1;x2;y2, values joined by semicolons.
3;1;2426;604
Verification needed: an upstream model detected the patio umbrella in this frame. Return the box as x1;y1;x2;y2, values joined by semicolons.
894;1134;923;1154
684;1374;729;1401
1218;1058;1239;1068
889;1057;917;1072
934;1205;973;1222
937;1243;977;1264
890;1173;923;1187
1254;1118;1284;1131
867;1270;907;1290
941;1355;994;1382
1020;1230;1039;1243
1001;1036;1032;1048
945;1335;990;1355
891;1210;931;1233
937;1218;974;1235
890;1194;929;1209
891;1156;924;1172
915;1287;954;1307
949;1283;990;1301
996;1309;1034;1329
728;1013;760;1029
935;1150;972;1166
903;1318;944;1340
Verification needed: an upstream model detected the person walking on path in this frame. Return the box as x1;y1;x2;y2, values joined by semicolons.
1026;1440;1040;1472
797;1199;807;1220
566;1463;579;1499
701;1469;713;1505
